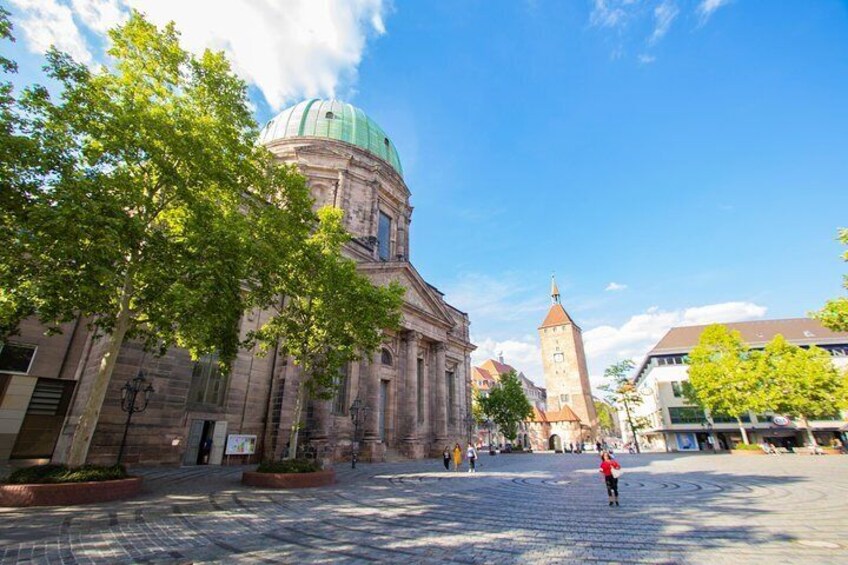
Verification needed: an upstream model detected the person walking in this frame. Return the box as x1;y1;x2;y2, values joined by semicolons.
466;443;478;473
442;445;451;470
452;443;462;472
599;451;622;506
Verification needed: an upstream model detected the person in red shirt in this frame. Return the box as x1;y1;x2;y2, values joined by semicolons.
599;451;621;506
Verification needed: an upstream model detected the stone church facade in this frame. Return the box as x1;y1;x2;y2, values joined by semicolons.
0;99;475;467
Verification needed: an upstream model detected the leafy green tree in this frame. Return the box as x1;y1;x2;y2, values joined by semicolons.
815;228;848;332
600;360;649;453
594;399;617;437
477;370;533;442
0;12;313;466
247;207;404;460
755;335;846;447
685;324;769;445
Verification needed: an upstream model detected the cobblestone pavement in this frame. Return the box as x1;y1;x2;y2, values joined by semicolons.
1;452;847;564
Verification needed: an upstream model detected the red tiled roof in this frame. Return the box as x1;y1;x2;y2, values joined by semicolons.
531;406;548;423
539;304;576;329
546;405;580;422
651;318;848;354
480;358;516;377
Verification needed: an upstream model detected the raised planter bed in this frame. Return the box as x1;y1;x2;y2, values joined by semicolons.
242;469;335;489
0;477;143;507
730;449;766;455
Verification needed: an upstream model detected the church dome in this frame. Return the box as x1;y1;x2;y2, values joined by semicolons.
259;99;403;176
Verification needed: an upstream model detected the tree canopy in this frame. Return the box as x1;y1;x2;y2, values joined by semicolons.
0;11;401;466
815;228;848;332
684;324;768;444
478;370;533;442
754;334;845;446
247;206;404;459
600;359;648;452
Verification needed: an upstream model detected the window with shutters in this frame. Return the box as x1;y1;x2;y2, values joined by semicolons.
10;378;75;459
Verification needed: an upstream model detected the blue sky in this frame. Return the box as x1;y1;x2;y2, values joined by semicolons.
5;0;848;386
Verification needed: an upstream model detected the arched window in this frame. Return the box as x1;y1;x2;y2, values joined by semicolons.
381;347;393;366
325;111;335;119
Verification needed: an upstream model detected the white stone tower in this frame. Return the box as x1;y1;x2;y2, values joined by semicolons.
538;276;598;440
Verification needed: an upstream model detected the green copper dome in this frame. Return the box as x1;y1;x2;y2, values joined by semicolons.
259;99;403;176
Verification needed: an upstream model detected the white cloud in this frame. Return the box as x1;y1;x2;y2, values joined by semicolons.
583;301;767;379
638;54;656;64
10;0;389;111
70;0;124;33
472;336;543;384
605;282;628;291
443;272;547;327
650;0;679;44
9;0;93;63
590;0;632;29
697;0;730;23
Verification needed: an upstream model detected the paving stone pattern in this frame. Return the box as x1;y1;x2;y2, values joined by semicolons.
1;453;846;564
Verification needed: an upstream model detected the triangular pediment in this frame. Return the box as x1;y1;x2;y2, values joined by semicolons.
357;262;456;329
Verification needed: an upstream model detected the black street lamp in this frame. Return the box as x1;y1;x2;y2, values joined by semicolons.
485;418;495;455
349;397;369;469
118;371;154;465
462;413;475;445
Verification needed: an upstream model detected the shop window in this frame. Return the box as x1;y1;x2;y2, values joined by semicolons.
668;406;705;424
188;354;229;408
0;342;36;374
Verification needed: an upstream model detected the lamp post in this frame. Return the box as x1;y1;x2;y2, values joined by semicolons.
349;397;369;469
485;418;496;455
118;371;154;465
462;413;475;445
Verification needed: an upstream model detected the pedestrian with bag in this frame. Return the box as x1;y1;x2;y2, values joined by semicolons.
442;445;451;470
599;451;622;506
452;443;462;472
466;443;478;473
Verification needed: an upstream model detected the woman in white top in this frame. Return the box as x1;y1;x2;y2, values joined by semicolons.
466;443;478;473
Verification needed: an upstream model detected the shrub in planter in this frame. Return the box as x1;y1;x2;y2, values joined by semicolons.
4;464;129;485
732;444;762;450
256;459;320;474
244;459;333;488
1;464;141;507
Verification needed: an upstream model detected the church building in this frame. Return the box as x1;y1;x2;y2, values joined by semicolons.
0;99;475;467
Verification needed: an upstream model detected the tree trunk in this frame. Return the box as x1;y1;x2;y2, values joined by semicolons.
800;415;817;447
737;417;749;445
66;275;134;467
623;400;640;454
286;380;307;460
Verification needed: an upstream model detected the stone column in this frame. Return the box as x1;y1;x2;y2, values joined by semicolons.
403;331;420;452
433;343;448;450
362;350;381;446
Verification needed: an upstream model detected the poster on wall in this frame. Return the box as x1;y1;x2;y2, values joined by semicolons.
225;434;257;455
676;432;698;451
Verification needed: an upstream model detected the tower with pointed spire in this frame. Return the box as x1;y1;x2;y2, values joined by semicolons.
538;276;599;441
